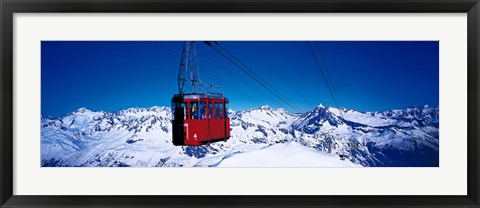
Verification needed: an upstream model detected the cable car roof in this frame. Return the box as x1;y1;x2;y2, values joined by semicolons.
172;93;228;101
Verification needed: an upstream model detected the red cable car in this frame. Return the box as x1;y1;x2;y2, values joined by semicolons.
171;41;230;146
171;94;230;146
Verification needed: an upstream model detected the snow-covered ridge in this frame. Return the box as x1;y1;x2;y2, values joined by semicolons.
41;104;439;167
316;105;439;127
291;104;438;166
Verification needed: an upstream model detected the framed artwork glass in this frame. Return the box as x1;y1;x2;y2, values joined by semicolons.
1;0;479;207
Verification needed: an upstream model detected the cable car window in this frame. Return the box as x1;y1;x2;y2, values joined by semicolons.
180;102;187;120
199;101;206;120
225;102;229;118
214;102;219;119
208;102;213;119
218;102;224;119
190;101;199;120
172;102;187;120
171;102;176;120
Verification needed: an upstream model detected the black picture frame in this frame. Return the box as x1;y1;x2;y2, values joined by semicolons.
1;0;479;207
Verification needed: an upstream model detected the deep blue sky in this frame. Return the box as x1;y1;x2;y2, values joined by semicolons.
41;41;439;117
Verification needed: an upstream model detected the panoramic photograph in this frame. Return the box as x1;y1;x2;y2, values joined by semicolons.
41;41;439;167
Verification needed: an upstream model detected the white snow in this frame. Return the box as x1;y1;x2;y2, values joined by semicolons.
217;142;361;167
327;107;393;127
234;106;297;128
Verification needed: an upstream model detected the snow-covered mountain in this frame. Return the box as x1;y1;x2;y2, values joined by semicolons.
291;105;439;167
41;104;439;167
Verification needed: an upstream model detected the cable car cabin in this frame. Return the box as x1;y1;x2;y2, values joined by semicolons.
171;94;230;146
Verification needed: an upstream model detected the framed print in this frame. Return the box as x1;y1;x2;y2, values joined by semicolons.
1;0;479;207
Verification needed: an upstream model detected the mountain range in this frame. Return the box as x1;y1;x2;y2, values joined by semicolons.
41;104;439;167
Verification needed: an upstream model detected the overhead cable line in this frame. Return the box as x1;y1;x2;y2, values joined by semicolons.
206;42;303;113
314;42;341;102
249;42;317;111
196;47;285;109
306;42;346;118
307;42;357;156
153;42;266;108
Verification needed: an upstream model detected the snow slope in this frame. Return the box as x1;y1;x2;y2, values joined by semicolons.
217;142;360;167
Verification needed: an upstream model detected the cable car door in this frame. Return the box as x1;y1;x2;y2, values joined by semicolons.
210;101;226;140
172;102;187;145
187;100;209;145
